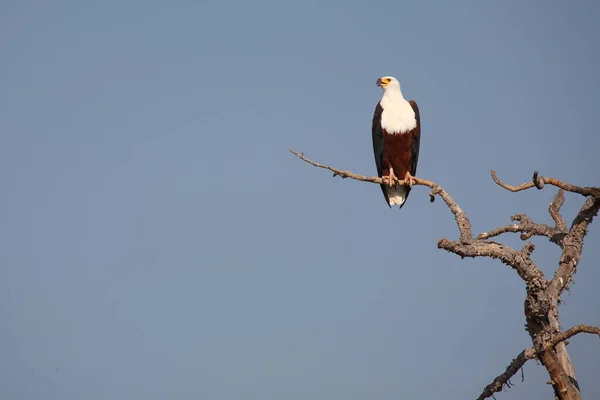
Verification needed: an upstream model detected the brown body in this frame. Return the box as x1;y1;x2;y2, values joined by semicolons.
372;100;421;207
382;128;416;180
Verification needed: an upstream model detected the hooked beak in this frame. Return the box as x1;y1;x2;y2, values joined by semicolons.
376;77;390;87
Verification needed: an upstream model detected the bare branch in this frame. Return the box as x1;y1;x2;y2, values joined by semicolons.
546;325;600;349
290;149;473;242
477;214;562;245
490;170;600;197
291;148;549;283
477;348;537;400
549;196;600;297
438;239;546;284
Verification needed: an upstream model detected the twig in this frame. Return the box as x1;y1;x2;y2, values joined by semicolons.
546;325;600;349
477;348;537;400
521;242;535;258
490;170;600;197
549;190;567;232
290;149;399;185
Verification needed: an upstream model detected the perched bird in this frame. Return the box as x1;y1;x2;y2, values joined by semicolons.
371;76;421;208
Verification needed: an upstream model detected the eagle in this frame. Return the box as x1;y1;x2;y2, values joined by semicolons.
372;76;421;208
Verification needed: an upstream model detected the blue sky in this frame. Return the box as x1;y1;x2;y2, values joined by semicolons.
1;1;599;399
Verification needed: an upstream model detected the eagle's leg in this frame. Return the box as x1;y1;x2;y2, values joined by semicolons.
384;168;398;187
403;171;415;188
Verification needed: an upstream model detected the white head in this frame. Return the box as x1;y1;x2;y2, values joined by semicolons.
376;75;415;133
376;76;402;94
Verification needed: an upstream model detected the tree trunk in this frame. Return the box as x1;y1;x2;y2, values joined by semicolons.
527;292;581;399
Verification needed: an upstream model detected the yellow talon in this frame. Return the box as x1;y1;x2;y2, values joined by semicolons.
404;172;415;188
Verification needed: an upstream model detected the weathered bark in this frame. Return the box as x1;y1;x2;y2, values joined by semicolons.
525;283;580;399
291;149;600;399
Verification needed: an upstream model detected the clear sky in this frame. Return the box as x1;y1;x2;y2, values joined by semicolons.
1;1;599;399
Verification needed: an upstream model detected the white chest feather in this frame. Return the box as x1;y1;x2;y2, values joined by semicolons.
380;95;416;134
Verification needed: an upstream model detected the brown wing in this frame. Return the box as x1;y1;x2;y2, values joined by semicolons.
371;102;390;205
408;100;421;178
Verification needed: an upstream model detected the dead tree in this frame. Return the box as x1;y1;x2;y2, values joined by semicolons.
290;148;600;400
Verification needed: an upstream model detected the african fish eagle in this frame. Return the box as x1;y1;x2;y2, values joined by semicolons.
372;76;421;208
